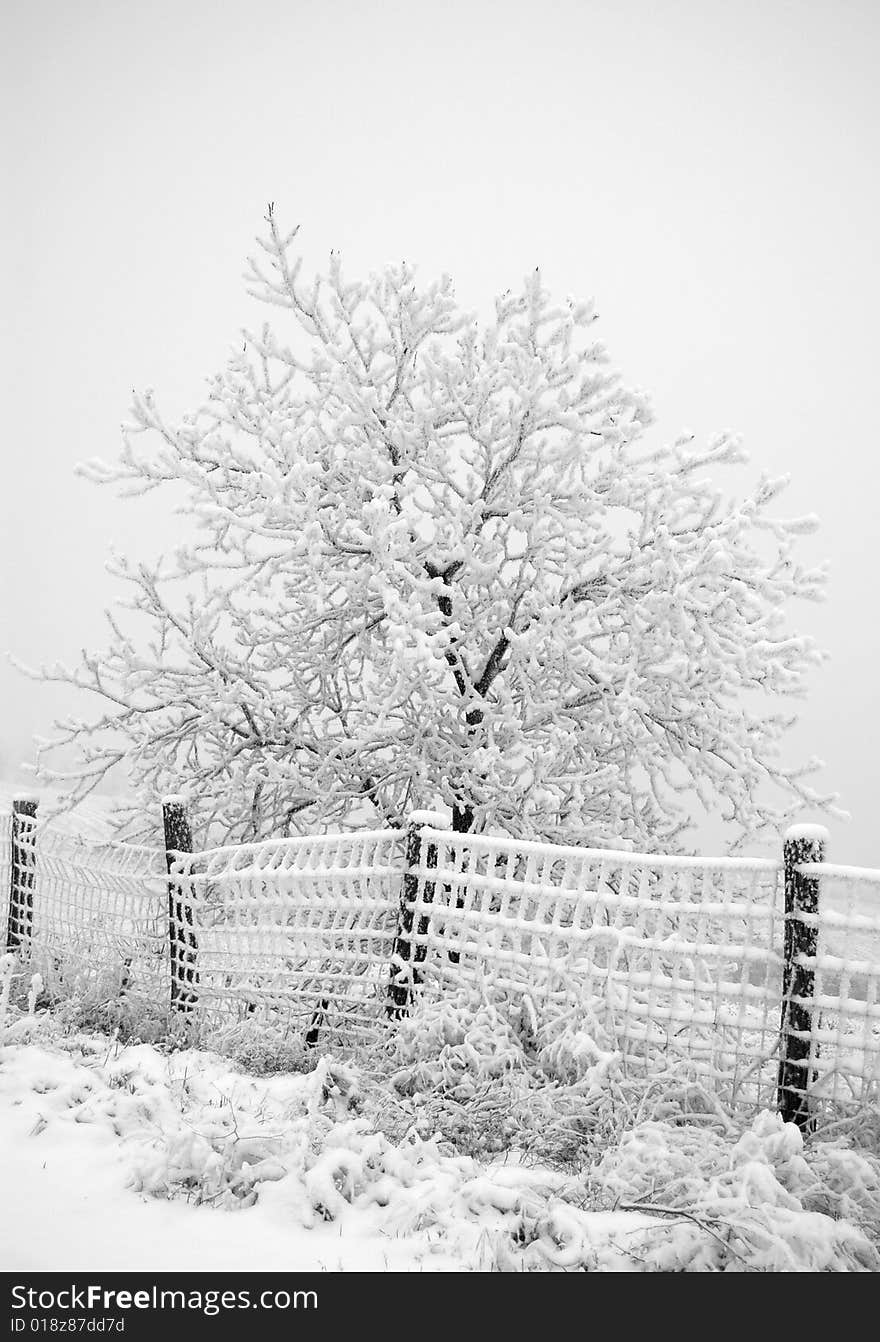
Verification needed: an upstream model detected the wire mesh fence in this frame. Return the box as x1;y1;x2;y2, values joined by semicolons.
399;826;787;1111
2;802;879;1123
788;860;880;1112
3;803;168;1013
171;828;404;1044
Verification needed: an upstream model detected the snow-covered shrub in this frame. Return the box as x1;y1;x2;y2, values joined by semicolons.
0;939;175;1047
213;1022;316;1077
3;1012;877;1271
801;1138;880;1235
392;990;525;1097
377;987;635;1165
572;1109;880;1271
0;954;16;1031
50;991;177;1047
533;997;621;1092
298;1124;471;1227
383;991;530;1158
130;1053;366;1211
22;939;143;1006
134;1124;291;1210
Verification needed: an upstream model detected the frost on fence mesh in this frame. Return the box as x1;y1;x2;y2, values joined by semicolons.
170;829;404;1043
405;829;786;1109
794;863;880;1110
0;819;11;937
2;809;167;1008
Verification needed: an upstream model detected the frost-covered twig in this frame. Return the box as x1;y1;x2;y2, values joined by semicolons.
617;1200;755;1269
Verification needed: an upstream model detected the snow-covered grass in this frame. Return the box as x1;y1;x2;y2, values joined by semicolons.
1;983;879;1272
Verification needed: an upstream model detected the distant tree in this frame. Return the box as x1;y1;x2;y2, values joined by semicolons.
30;209;836;847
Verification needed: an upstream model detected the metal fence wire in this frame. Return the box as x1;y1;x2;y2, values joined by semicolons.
173;828;405;1044
3;806;168;1011
400;826;880;1113
3;806;879;1119
402;829;785;1109
788;860;880;1110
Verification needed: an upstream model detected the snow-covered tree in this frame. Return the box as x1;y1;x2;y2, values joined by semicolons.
31;208;836;847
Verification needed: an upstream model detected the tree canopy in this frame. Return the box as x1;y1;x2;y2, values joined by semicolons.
33;209;836;849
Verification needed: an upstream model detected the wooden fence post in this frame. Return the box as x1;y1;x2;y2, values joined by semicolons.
304;996;329;1049
777;824;827;1131
7;797;38;955
387;810;445;1020
162;795;199;1014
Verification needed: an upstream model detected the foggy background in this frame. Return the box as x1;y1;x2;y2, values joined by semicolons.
2;0;877;860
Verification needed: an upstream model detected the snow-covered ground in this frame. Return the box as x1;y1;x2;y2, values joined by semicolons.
1;998;878;1273
0;1040;461;1272
0;1015;642;1272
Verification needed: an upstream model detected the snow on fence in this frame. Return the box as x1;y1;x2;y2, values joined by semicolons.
398;823;786;1112
2;800;879;1127
175;824;404;1045
2;798;168;1011
396;821;880;1121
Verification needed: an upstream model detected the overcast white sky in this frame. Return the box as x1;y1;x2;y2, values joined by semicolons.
2;0;878;860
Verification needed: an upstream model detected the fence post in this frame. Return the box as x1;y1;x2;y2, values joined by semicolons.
304;996;329;1049
162;795;199;1014
7;797;38;955
777;824;827;1131
388;809;445;1020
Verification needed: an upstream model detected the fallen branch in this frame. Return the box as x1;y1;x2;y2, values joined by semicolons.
617;1200;755;1269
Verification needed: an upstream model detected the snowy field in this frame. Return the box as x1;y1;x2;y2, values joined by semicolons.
2;998;879;1273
